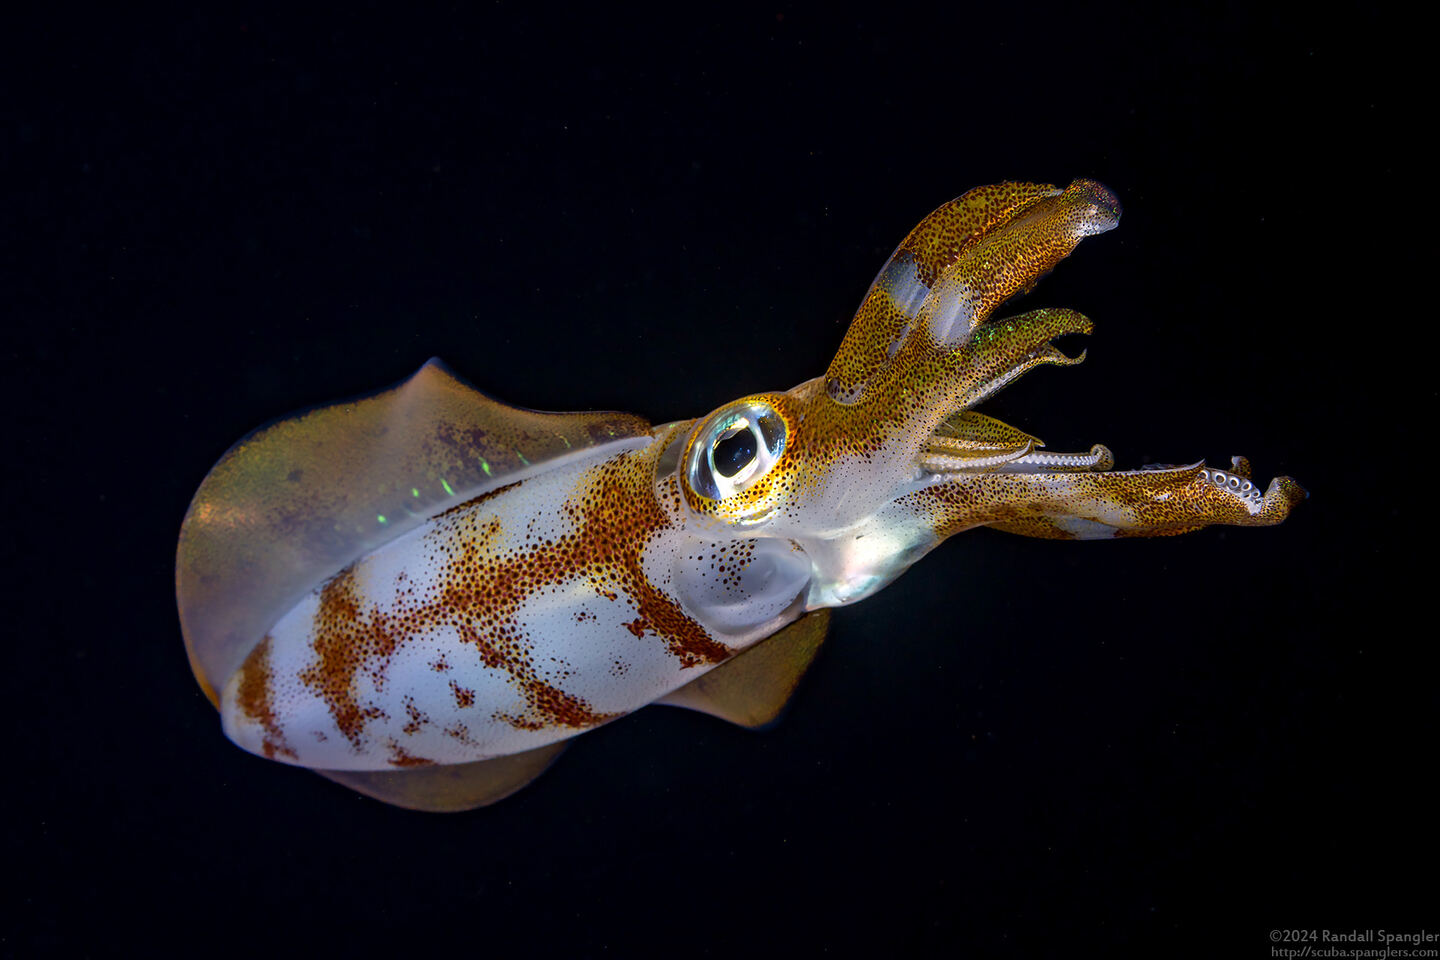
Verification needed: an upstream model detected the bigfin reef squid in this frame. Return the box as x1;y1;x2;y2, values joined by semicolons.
176;179;1305;811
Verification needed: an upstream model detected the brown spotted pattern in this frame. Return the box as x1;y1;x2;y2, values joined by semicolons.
895;181;1065;289
177;358;651;719
386;742;435;768
233;635;296;760
549;453;731;667
823;180;1093;403
449;679;475;708
689;539;761;593
824;181;1060;400
288;438;732;758
299;567;397;747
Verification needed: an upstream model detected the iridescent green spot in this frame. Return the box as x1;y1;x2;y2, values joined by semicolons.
441;478;455;496
517;451;530;466
481;459;493;477
411;487;420;498
377;514;388;524
560;436;572;449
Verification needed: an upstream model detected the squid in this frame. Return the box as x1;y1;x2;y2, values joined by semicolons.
176;179;1305;811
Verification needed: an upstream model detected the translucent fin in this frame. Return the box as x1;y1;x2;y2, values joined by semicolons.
176;358;652;704
316;741;568;812
658;610;830;728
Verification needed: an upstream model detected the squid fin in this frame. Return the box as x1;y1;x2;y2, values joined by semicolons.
659;610;831;728
177;358;652;704
316;741;568;813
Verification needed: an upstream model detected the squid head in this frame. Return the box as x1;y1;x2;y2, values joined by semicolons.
676;179;1304;606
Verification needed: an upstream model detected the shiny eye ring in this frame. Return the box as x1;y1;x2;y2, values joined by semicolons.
686;400;787;502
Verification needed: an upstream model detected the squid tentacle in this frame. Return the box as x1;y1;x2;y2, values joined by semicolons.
902;461;1307;541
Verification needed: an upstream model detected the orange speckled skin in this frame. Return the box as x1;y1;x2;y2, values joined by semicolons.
180;178;1304;788
682;183;1115;529
177;359;653;710
679;179;1302;606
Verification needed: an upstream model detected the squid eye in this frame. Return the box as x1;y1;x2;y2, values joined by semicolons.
686;400;787;503
713;427;757;478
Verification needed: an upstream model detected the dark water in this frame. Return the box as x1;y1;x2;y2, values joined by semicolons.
7;6;1428;955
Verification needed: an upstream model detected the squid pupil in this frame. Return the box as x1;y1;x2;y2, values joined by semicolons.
713;427;757;478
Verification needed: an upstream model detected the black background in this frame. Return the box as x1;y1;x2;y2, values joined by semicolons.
6;4;1430;956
